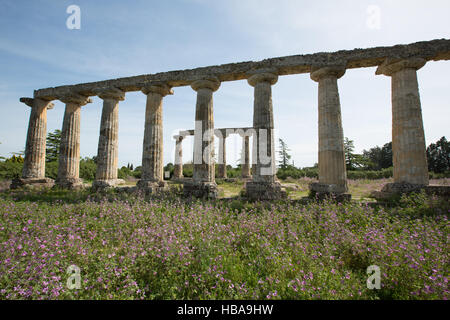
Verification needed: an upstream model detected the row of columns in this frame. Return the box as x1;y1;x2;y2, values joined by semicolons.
17;57;430;198
173;128;252;180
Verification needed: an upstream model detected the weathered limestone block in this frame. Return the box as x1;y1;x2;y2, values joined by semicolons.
172;135;184;180
56;93;92;189
244;181;286;201
309;66;349;198
376;58;429;194
137;83;173;192
372;183;450;199
11;98;55;189
183;78;220;198
92;88;125;190
244;71;286;200
183;180;218;199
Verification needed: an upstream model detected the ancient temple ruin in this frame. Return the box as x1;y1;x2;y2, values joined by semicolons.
14;39;450;199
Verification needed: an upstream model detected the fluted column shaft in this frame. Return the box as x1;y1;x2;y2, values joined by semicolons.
310;66;348;194
56;94;91;188
217;131;227;179
248;73;277;183
244;72;286;200
138;84;172;189
376;58;429;185
21;98;54;179
192;79;220;183
93;89;125;188
183;78;220;198
173;135;184;179
241;135;251;178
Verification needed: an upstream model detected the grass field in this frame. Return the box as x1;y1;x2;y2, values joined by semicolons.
0;178;448;300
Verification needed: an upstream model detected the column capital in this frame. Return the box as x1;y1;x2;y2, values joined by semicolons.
58;93;92;106
247;72;278;87
214;128;231;138
191;77;220;92
375;57;426;76
173;135;185;142
310;65;346;82
20;97;54;110
141;83;173;96
94;87;125;101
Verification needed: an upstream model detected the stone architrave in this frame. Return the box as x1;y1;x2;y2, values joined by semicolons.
92;88;126;189
137;83;173;193
376;57;429;194
11;98;55;189
172;135;184;180
183;78;220;198
244;71;286;200
56;93;92;189
308;66;350;200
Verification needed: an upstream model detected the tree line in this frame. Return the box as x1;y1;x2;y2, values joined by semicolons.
0;131;449;180
277;136;450;179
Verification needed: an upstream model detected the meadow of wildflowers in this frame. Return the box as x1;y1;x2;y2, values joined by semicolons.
0;188;448;300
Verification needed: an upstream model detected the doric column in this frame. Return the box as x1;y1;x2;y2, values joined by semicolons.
217;129;228;179
11;98;55;189
376;57;429;192
92;88;125;189
172;135;184;180
309;66;349;198
244;71;286;200
241;135;251;179
56;93;92;188
183;78;220;198
137;83;173;192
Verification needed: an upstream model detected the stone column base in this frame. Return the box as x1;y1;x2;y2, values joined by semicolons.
372;183;450;200
183;181;218;199
171;175;184;182
55;178;84;189
10;177;55;189
92;179;125;190
244;181;287;200
309;183;351;201
136;180;168;194
371;182;426;199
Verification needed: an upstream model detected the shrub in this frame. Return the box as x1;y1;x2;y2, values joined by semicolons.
79;158;97;181
0;161;22;179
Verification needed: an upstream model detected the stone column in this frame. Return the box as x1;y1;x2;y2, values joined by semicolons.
217;129;228;179
92;88;125;189
11;98;55;189
244;71;286;200
183;78;220;198
309;66;349;199
241;135;251;179
137;83;173;192
172;135;184;180
56;93;92;189
376;58;429;193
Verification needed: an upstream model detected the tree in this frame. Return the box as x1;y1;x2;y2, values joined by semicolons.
278;138;292;169
427;136;450;173
46;129;61;162
344;137;369;170
362;142;392;170
344;138;360;170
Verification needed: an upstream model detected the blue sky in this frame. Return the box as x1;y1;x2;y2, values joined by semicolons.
1;0;449;168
